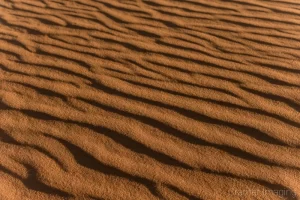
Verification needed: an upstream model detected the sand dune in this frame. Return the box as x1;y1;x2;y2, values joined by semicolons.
0;0;300;199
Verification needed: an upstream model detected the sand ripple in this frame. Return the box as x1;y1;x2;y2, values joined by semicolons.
1;0;300;199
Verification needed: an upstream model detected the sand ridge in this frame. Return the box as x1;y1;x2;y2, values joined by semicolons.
0;0;300;199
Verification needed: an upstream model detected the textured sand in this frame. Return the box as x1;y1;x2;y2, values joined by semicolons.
1;0;300;199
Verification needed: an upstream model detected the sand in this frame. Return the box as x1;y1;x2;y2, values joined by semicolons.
0;0;300;199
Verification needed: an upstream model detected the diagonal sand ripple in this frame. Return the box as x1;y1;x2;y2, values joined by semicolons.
1;0;300;199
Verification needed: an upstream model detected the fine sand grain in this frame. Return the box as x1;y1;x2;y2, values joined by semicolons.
1;0;300;199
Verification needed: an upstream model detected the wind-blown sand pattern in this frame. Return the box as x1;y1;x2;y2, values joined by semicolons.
0;0;300;199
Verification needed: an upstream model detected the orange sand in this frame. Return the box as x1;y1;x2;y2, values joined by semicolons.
1;0;300;199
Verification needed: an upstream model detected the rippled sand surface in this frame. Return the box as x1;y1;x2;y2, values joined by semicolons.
1;0;300;199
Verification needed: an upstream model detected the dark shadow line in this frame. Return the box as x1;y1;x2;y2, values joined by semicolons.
43;134;162;199
90;81;290;147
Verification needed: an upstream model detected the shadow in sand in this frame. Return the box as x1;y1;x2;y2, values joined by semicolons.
0;162;71;197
